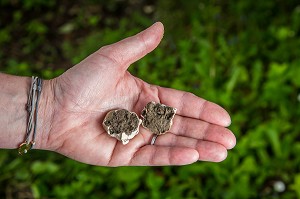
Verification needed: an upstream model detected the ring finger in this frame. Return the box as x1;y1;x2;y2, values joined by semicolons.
151;133;228;162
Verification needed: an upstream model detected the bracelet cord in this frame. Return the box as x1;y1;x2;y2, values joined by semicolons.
18;77;43;155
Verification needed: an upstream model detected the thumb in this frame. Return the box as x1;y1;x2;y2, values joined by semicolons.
96;22;164;71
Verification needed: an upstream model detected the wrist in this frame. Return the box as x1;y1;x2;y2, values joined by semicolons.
0;75;30;148
35;79;55;150
0;74;55;151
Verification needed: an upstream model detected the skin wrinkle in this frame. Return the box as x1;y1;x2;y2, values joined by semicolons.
71;70;106;109
97;47;122;67
83;60;105;76
137;34;150;61
175;116;185;137
170;116;198;139
107;139;118;166
105;121;145;166
199;99;208;121
94;134;112;165
133;79;161;110
132;77;143;110
50;112;83;150
128;146;140;166
194;138;199;150
202;122;211;140
186;119;209;139
125;141;143;166
59;119;98;162
55;126;76;153
54;77;76;110
168;147;172;165
196;140;207;160
155;86;164;104
110;77;140;110
77;76;102;108
57;137;71;158
115;75;127;95
189;136;198;148
149;85;160;102
137;129;148;146
45;80;59;150
38;80;55;150
149;147;158;165
39;109;49;149
161;134;199;152
171;132;178;146
179;92;189;117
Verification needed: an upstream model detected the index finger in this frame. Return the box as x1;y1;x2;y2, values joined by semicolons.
157;86;231;127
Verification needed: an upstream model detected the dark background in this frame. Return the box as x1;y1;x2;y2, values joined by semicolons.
1;0;300;198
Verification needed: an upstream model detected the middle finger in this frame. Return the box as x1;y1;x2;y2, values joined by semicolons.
170;115;236;149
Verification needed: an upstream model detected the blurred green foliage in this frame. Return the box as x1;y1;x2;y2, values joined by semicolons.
1;0;300;198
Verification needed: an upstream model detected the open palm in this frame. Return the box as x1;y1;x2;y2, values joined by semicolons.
44;22;236;166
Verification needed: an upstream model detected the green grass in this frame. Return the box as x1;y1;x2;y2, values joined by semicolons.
1;0;300;198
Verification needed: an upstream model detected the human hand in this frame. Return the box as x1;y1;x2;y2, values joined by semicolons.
42;22;236;166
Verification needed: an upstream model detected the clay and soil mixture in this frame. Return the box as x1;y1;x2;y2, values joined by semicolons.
103;109;141;144
141;102;177;135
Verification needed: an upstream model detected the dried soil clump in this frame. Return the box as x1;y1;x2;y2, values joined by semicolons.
103;109;141;145
141;102;177;135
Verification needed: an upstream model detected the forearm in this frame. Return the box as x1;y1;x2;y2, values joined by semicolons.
0;73;53;150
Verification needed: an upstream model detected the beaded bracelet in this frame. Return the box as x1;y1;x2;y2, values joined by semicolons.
18;76;43;155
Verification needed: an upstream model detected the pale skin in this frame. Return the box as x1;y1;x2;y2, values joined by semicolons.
0;22;236;166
